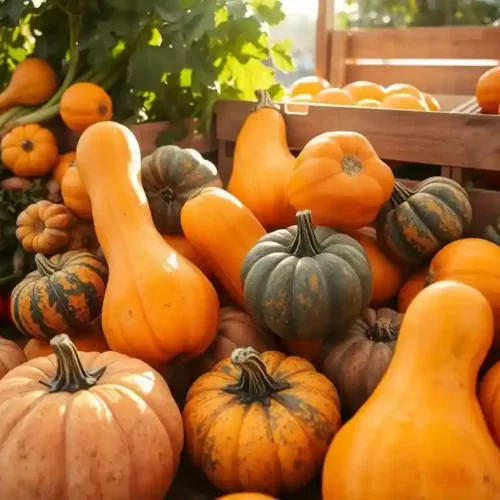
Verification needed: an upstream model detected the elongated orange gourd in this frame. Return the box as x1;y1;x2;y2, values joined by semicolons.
323;281;500;499
76;122;219;363
227;90;296;230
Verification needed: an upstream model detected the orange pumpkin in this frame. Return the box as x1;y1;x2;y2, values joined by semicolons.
480;361;500;447
61;167;92;219
181;186;267;308
1;124;59;177
161;234;212;276
0;337;26;379
227;90;296;229
76;121;219;363
61;82;113;132
279;338;323;367
476;66;500;114
397;269;427;313
343;81;386;102
427;238;500;342
423;93;441;111
285;93;312;113
356;98;382;108
313;88;355;106
385;83;423;100
0;334;184;498
184;347;342;495
52;151;76;184
350;227;405;306
382;93;429;111
289;76;329;97
323;281;500;498
288;131;394;230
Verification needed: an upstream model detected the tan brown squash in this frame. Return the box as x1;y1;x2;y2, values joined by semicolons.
0;337;26;379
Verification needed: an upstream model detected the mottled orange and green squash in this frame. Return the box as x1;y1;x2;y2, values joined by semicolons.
376;177;472;267
0;337;26;379
482;218;500;246
10;251;108;340
184;347;341;496
242;210;372;340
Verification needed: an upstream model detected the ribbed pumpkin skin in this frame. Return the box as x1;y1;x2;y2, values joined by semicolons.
242;210;372;340
142;145;222;234
376;177;472;268
483;218;500;246
10;251;108;340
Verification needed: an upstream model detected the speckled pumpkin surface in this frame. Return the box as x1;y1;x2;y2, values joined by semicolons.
376;177;472;268
183;348;341;496
242;210;372;340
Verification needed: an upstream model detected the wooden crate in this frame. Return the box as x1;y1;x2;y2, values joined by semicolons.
215;98;500;235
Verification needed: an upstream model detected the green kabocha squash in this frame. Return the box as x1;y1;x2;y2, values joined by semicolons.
141;145;222;234
482;218;500;246
242;210;372;340
376;177;472;268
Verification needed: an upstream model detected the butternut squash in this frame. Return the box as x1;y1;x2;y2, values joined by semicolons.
76;121;219;363
323;281;500;499
227;90;296;230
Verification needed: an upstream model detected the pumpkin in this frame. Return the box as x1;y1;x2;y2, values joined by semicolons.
385;83;423;100
0;58;57;111
322;281;500;499
217;495;277;500
16;200;73;254
343;81;386;102
1;124;59;177
161;234;212;276
60;82;113;132
480;361;500;447
313;88;355;106
67;220;100;253
61;166;92;219
482;218;500;245
350;227;405;306
0;333;183;498
191;306;278;378
141;145;222;234
76;121;219;363
242;210;372;340
376;177;472;267
181;186;266;308
0;337;27;379
52;151;76;184
227;90;296;230
289;75;330;97
288;131;394;230
397;269;427;312
476;66;500;114
285;93;313;113
427;238;500;343
423;93;441;111
381;93;429;111
279;338;323;367
184;347;342;495
322;307;403;416
10;250;108;340
356;98;381;108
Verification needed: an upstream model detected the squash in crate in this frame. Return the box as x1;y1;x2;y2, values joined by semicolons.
184;347;341;496
76;121;219;363
397;269;428;313
0;334;183;498
0;337;26;379
322;281;500;499
343;81;386;102
242;210;372;340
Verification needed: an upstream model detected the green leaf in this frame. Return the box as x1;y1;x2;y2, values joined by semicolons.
250;0;286;25
127;45;168;91
183;0;218;46
270;39;294;72
155;121;189;147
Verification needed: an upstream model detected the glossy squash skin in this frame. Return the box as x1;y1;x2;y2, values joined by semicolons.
322;281;500;499
161;234;212;276
181;186;267;308
227;90;296;230
376;177;472;267
0;337;27;379
52;151;76;185
61;167;92;219
480;361;500;447
76;121;219;363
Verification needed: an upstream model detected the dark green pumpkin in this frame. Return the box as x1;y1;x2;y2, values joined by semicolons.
482;218;500;246
242;210;372;340
141;145;222;234
376;177;472;268
10;251;108;340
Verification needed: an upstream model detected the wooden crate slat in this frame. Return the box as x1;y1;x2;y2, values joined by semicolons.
344;26;500;60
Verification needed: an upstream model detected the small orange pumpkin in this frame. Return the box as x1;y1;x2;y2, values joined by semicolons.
480;361;500;446
343;81;386;102
313;88;355;106
60;82;113;132
52;151;76;184
1;124;59;177
61;167;92;219
0;337;26;379
382;93;429;111
476;66;500;114
397;269;427;313
290;76;329;97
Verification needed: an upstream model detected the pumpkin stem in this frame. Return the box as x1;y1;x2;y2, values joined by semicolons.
390;182;413;207
370;317;398;342
288;210;322;257
223;347;290;406
255;90;279;111
40;333;105;393
21;139;34;152
34;253;60;276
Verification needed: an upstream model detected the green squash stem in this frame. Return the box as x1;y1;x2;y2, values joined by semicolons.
288;210;322;257
224;347;290;406
254;89;279;111
34;253;60;276
40;333;105;393
390;182;414;207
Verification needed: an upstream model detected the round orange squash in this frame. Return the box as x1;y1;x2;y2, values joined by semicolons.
397;269;427;313
356;98;382;108
385;83;423;100
423;93;441;111
382;93;429;111
480;361;500;447
313;88;355;106
279;338;323;367
61;166;92;219
0;337;26;379
184;347;342;496
323;281;500;499
343;81;386;102
476;66;500;114
288;131;394;230
0;333;184;498
61;82;113;132
161;234;212;276
52;151;76;184
289;76;329;97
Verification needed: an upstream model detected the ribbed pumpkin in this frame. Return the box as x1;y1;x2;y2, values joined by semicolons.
0;337;27;379
61;167;92;219
483;218;500;246
10;251;108;340
142;145;222;234
52;151;76;184
242;210;372;340
376;177;472;267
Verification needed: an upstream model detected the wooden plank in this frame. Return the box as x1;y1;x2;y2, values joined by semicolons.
215;99;500;171
328;30;348;87
345;26;500;60
345;64;492;96
315;0;335;79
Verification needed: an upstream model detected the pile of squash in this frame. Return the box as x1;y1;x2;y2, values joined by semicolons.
1;88;500;500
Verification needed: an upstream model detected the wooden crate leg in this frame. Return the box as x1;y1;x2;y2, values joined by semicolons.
440;166;452;178
217;140;235;187
450;167;464;185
